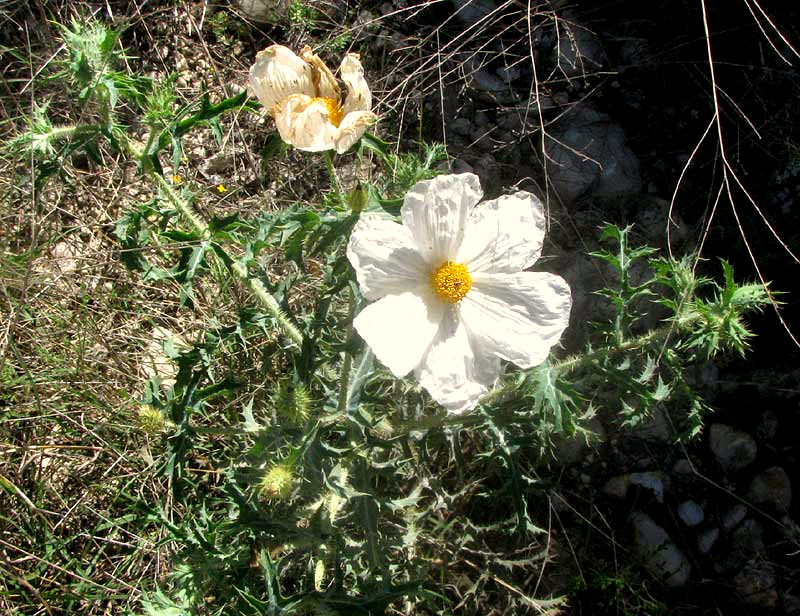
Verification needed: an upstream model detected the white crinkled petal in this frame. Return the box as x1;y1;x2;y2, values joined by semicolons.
415;309;501;414
347;216;427;300
340;53;372;114
456;191;546;273
460;272;572;369
300;46;341;101
334;110;377;153
401;173;483;264
274;95;337;151
248;45;314;115
353;291;444;378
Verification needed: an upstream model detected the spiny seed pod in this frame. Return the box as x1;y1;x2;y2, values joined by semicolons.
371;416;394;439
273;381;312;425
258;464;295;501
137;404;167;435
313;557;326;591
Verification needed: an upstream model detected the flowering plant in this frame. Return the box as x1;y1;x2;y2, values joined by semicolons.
15;18;776;614
248;44;377;153
347;173;572;413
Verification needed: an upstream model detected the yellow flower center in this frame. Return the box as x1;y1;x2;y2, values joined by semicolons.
432;261;472;303
311;96;344;127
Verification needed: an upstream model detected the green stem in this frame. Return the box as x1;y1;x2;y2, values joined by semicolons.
336;286;356;415
324;150;346;208
48;124;95;140
148;169;210;238
230;263;303;347
552;324;673;377
123;135;303;348
395;323;682;436
332;287;382;573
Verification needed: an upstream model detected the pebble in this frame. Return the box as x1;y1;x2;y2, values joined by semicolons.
784;594;800;615
635;406;671;443
555;15;608;77
672;459;694;476
697;527;719;554
449;118;473;137
747;466;792;513
756;410;779;441
544;103;641;204
734;559;778;608
721;503;748;531
451;0;496;26
709;423;757;473
629;471;667;503
677;500;704;526
731;519;765;562
238;0;284;22
602;475;630;499
630;511;691;586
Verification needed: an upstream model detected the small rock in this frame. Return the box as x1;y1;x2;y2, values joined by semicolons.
780;515;800;542
630;471;667;503
552;435;585;466
734;559;778;608
449;117;473;137
555;14;607;77
747;466;792;513
697;527;719;554
630;511;691;586
544;103;640;204
784;594;800;615
203;152;237;175
716;517;766;573
553;416;606;466
709;423;757;473
635;405;671;443
677;500;704;526
731;519;765;563
634;196;690;251
672;459;694;476
495;64;521;84
451;0;496;26
548;490;571;513
603;475;630;498
472;153;498;181
451;159;473;174
238;0;287;23
756;410;779;441
467;63;509;93
721;503;748;531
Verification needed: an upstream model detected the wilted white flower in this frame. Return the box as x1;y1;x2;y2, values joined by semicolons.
347;173;572;414
248;44;377;153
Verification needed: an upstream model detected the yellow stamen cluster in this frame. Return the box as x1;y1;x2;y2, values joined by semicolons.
432;261;472;303
311;96;344;127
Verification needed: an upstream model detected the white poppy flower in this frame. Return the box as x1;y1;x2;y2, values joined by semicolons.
347;173;572;414
248;44;377;153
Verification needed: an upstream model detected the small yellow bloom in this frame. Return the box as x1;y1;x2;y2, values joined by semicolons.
248;45;377;154
171;174;183;184
216;184;228;193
